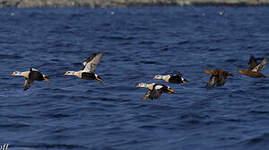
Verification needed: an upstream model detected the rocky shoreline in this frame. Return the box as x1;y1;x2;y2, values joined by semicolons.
0;0;268;8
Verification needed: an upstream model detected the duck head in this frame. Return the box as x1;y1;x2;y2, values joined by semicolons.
12;71;29;78
64;71;76;76
181;76;189;83
12;71;22;76
137;83;147;88
154;75;163;80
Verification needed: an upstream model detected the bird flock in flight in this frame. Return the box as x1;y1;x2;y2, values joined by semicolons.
12;52;268;100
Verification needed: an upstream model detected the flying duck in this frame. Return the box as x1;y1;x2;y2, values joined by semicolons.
238;56;268;78
153;72;189;84
65;52;103;82
137;83;175;100
12;68;49;91
204;69;233;88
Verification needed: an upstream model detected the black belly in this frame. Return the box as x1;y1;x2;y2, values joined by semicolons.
29;71;44;81
81;72;95;80
168;76;182;84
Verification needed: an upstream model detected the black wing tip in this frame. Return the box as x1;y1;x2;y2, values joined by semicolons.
250;55;266;61
250;55;255;59
174;72;183;76
97;52;104;56
205;85;212;88
249;56;257;62
87;52;103;59
90;53;97;57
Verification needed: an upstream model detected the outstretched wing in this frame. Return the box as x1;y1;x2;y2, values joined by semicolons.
174;72;182;76
143;90;152;100
216;71;227;86
24;78;34;91
149;89;163;99
251;58;268;72
174;72;183;78
206;75;217;88
248;56;258;70
30;68;39;72
82;52;103;73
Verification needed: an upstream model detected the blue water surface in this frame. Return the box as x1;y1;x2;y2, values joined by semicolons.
1;6;269;150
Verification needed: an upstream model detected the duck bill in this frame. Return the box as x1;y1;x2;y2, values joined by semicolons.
64;72;69;76
167;88;175;94
12;72;16;76
183;79;189;83
153;75;157;79
204;70;212;74
238;70;248;76
96;76;103;82
238;70;244;74
137;83;141;87
44;77;50;82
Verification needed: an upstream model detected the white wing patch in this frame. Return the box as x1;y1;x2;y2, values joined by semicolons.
251;58;268;72
31;68;38;71
83;62;87;66
24;79;34;91
83;52;103;73
155;85;163;90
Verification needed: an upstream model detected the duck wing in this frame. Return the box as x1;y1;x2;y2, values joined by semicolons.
174;72;183;76
82;52;103;73
30;68;39;72
143;90;152;100
248;56;258;70
206;75;218;88
216;71;227;86
149;89;163;99
24;78;34;91
251;58;268;72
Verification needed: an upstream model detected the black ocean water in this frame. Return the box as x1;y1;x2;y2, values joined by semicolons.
1;6;269;150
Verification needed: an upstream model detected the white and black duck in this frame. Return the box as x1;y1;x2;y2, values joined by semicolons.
65;52;103;82
137;83;175;100
12;68;49;91
154;72;189;84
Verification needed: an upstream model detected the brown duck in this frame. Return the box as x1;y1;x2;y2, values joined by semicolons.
238;56;268;78
204;69;233;88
